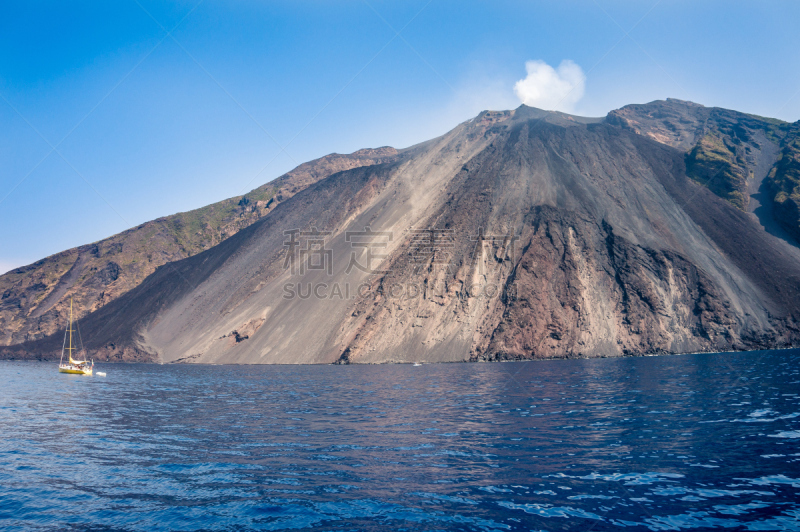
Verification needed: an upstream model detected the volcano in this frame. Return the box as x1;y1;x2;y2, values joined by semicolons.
3;100;800;363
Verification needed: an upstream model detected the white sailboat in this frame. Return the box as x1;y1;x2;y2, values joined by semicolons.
58;297;93;376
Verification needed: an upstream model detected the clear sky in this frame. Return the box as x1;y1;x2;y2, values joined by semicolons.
1;1;799;273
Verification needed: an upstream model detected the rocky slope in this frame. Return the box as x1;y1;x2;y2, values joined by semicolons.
607;99;800;240
2;102;799;364
0;148;397;347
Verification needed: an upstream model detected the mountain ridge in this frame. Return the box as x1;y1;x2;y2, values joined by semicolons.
2;100;800;363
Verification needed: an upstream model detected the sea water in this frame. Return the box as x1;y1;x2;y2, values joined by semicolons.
1;350;799;531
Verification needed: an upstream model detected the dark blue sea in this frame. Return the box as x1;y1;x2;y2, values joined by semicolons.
1;350;799;531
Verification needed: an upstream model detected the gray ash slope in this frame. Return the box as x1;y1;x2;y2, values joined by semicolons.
4;102;800;363
0;147;398;347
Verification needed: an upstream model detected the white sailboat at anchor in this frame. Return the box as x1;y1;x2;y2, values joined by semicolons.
58;297;93;376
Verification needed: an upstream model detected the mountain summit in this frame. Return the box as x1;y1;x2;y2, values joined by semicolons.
3;100;800;363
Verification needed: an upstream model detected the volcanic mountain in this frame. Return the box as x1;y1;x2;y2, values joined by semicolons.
3;99;800;363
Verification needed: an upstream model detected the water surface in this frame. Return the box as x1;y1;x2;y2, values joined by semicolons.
1;350;799;531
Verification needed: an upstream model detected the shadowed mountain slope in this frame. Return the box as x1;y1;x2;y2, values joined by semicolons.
3;103;799;363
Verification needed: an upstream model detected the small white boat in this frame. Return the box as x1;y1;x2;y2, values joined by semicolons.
413;362;422;367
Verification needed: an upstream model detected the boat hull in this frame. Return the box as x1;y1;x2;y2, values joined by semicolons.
59;366;93;375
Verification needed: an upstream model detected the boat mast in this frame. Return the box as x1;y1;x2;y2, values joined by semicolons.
68;297;74;365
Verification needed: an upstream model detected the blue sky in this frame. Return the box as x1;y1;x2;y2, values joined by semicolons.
1;1;799;273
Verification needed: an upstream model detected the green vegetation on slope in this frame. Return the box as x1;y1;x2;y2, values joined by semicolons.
685;109;792;211
685;134;748;209
607;100;792;212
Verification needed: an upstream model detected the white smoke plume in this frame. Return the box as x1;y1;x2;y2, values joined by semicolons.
513;60;586;112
